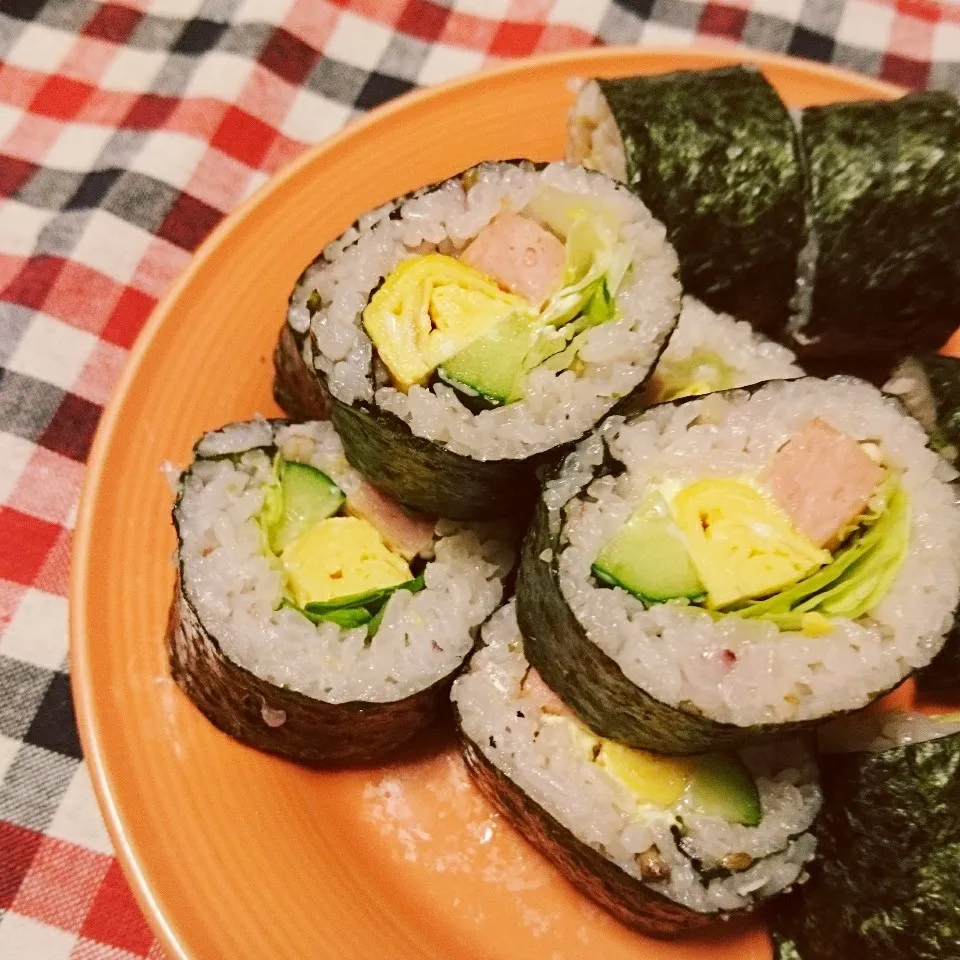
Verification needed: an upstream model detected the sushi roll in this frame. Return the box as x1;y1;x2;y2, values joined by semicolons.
772;711;960;959
568;67;805;334
452;602;822;938
517;377;960;753
886;354;960;692
885;353;960;467
792;94;960;371
274;160;681;520
646;296;803;404
168;419;514;764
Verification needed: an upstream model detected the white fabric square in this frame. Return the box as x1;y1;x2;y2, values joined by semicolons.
836;0;894;51
749;0;805;20
144;0;208;15
0;735;20;785
0;915;75;960
234;0;296;22
453;0;512;17
280;88;351;142
8;313;97;392
417;44;485;85
639;23;693;45
68;211;152;284
129;130;206;187
932;23;960;62
548;0;608;32
43;123;116;173
99;46;168;93
45;763;115;856
4;23;75;72
0;433;33;504
0;104;22;147
0;589;68;671
0;201;52;257
324;11;393;71
184;52;254;101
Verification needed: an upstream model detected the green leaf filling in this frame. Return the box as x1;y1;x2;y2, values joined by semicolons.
733;475;909;630
283;574;426;637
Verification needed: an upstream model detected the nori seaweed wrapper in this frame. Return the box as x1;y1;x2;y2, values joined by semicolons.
596;66;805;335
771;729;960;960
169;421;465;765
796;93;960;369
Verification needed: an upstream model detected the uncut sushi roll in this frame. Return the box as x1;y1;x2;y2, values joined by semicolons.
168;419;514;764
646;296;803;404
792;94;960;371
772;711;960;960
452;602;822;938
517;377;960;754
568;67;805;334
274;160;681;520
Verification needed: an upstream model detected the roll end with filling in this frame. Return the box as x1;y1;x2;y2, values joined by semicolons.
452;602;822;938
169;419;515;764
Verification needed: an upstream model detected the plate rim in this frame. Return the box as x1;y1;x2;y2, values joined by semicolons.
69;44;904;960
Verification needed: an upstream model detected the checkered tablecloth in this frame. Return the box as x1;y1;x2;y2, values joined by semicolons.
2;1;959;957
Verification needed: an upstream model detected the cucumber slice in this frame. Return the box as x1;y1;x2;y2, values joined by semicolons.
688;753;762;827
438;312;536;405
269;460;345;553
593;500;704;603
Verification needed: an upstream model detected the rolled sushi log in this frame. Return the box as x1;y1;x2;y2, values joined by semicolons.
275;160;681;520
793;93;960;369
452;602;822;938
169;419;514;764
645;295;803;404
772;712;960;960
568;66;805;335
517;376;960;754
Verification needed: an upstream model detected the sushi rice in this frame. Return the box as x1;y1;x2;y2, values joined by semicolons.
647;296;803;402
452;602;822;914
175;419;514;704
546;376;960;727
287;160;680;461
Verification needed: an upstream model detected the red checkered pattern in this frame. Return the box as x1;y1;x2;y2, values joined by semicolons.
2;0;959;956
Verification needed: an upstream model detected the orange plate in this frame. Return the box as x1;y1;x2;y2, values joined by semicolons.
72;49;906;960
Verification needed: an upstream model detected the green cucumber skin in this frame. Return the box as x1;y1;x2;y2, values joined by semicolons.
800;93;960;363
455;720;721;938
771;733;960;960
598;66;804;336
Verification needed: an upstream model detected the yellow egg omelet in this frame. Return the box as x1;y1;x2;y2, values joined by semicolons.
280;515;411;607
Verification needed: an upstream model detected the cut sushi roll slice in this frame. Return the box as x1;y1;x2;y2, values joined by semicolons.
275;160;680;519
791;94;960;372
517;377;960;753
772;711;960;960
452;602;822;938
646;296;803;404
567;66;805;335
885;354;960;692
885;354;960;468
169;419;515;764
